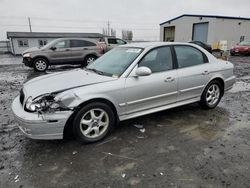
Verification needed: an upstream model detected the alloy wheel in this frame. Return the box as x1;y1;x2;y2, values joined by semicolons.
206;84;220;106
35;60;47;71
79;108;109;139
86;57;96;65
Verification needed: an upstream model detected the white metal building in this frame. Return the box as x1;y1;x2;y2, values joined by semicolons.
0;41;10;54
160;14;250;49
7;32;104;55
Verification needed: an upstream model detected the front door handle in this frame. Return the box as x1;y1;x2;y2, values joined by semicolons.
202;70;209;75
65;49;70;51
164;77;175;82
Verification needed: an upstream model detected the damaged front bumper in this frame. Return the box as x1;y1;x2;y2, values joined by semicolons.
11;96;73;140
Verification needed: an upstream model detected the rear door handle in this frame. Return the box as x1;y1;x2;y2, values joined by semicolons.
164;77;175;82
83;48;89;50
202;70;209;75
65;49;70;51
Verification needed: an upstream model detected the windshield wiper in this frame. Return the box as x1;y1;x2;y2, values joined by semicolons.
84;68;105;75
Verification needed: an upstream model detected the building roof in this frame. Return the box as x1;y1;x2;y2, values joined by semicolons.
7;32;104;39
160;14;250;25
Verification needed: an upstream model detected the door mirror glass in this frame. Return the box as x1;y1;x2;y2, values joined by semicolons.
135;66;152;76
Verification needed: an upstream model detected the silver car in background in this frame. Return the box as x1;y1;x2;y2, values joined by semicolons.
22;38;104;72
12;42;236;143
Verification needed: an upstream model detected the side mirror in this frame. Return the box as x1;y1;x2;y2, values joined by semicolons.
50;46;56;51
135;66;152;77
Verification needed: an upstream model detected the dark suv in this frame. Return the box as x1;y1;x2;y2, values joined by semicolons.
22;38;104;72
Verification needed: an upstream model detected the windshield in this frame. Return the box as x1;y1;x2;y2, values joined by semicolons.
239;41;250;46
41;40;54;50
87;47;143;77
41;39;60;50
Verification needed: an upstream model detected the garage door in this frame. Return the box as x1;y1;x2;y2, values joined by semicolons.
164;26;175;42
192;23;208;42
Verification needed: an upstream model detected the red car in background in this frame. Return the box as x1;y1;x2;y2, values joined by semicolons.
230;41;250;56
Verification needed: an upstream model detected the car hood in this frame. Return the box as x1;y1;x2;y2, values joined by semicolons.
23;69;116;98
22;47;40;55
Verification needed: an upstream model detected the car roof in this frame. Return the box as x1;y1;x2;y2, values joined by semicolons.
122;42;197;49
55;38;98;42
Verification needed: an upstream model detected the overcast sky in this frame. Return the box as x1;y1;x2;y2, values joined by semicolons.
1;0;250;40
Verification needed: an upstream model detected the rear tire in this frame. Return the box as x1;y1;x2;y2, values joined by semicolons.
83;55;97;67
200;80;223;109
33;58;48;72
73;102;115;144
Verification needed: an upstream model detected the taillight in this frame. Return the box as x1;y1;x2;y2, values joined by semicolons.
97;43;104;54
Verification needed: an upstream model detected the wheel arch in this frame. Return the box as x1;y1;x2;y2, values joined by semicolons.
202;77;225;97
32;56;50;64
84;53;98;60
63;98;119;139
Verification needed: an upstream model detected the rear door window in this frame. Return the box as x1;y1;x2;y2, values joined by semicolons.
174;46;206;68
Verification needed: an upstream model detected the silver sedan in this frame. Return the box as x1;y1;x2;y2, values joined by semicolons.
12;42;236;143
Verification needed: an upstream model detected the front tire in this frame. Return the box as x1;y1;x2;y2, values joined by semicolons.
73;102;115;143
200;80;223;109
33;58;48;72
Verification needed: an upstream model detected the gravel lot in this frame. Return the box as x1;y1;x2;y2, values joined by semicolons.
0;54;250;188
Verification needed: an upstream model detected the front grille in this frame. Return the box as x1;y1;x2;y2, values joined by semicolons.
19;89;25;105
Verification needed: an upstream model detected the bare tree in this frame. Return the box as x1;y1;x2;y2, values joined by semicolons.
111;28;116;37
102;28;108;36
102;27;116;37
122;30;133;41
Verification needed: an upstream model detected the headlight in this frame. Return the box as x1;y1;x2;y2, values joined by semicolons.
25;95;60;112
23;53;31;58
25;96;37;112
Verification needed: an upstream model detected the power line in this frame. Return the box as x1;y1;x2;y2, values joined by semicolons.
0;24;159;30
0;16;159;25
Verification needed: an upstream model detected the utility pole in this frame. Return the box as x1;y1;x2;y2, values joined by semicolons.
28;17;32;32
107;21;110;36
